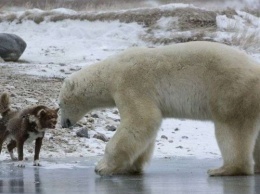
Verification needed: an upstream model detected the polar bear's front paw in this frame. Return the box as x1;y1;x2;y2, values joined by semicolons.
95;159;114;176
17;161;25;168
33;160;41;166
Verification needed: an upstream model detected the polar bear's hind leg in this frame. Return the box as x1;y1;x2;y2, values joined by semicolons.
253;132;260;173
208;121;259;176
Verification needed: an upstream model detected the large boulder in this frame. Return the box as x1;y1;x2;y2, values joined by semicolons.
0;33;27;61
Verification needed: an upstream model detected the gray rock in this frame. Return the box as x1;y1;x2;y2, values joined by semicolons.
106;125;116;131
76;128;89;138
93;133;109;142
161;135;168;140
91;113;99;118
0;33;27;61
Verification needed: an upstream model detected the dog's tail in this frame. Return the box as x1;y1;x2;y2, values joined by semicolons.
0;92;10;114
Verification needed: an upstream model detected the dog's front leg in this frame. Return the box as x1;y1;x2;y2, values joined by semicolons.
34;137;43;166
17;140;25;167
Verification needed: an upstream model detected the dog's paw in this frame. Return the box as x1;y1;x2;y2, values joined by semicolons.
33;160;41;166
10;153;18;161
17;161;25;168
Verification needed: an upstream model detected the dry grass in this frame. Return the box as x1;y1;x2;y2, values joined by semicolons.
243;8;260;17
0;0;149;11
231;30;260;52
0;6;217;27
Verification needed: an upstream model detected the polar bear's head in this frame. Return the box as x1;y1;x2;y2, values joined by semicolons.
59;78;88;128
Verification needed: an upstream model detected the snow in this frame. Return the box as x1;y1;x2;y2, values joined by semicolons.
0;19;146;77
0;3;260;163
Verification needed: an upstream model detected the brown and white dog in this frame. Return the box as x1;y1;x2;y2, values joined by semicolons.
0;93;58;167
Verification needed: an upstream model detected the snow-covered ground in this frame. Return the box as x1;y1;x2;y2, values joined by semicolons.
0;3;260;166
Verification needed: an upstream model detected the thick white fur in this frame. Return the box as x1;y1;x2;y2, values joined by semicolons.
59;41;260;176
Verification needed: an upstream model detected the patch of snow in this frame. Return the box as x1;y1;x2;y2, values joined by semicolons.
50;8;77;15
0;19;147;77
159;3;196;10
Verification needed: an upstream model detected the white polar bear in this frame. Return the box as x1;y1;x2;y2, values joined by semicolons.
59;41;260;176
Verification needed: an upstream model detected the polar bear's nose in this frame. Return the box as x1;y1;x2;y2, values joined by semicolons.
61;118;71;128
66;119;71;127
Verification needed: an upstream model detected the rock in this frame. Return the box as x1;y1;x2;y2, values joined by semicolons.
182;136;189;139
76;127;89;138
91;113;99;118
113;110;119;114
161;135;168;140
106;125;116;131
93;133;109;142
0;33;27;61
174;128;179;131
87;118;94;123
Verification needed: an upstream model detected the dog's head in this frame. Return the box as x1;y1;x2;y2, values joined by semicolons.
28;106;59;130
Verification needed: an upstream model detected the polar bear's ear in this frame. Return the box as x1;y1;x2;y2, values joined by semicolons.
64;78;75;91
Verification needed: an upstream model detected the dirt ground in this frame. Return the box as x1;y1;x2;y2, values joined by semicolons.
0;64;62;109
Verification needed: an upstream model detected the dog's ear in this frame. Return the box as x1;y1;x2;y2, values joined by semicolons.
0;92;10;107
37;109;47;118
55;108;59;113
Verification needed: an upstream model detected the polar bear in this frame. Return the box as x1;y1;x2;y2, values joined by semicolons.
59;41;260;176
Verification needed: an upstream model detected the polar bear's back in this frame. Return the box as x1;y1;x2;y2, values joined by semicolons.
74;41;260;121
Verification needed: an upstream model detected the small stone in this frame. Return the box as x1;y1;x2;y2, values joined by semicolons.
176;146;183;149
161;135;168;140
28;149;33;153
10;92;17;97
93;133;109;142
113;110;119;114
87;118;94;123
106;125;116;131
65;148;74;153
91;113;99;118
59;63;66;66
114;119;120;122
76;128;89;138
169;140;173;143
86;123;93;130
182;136;188;139
174;128;179;131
